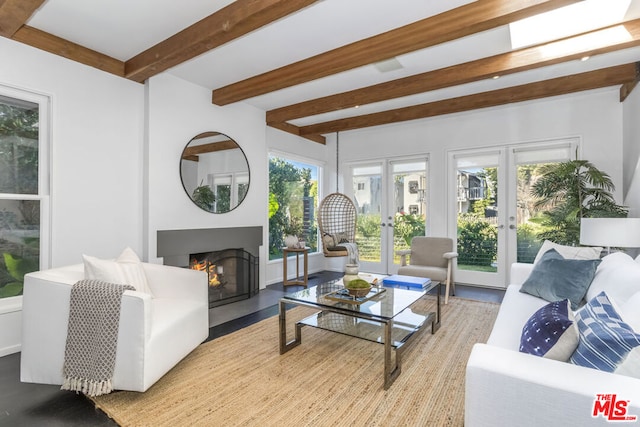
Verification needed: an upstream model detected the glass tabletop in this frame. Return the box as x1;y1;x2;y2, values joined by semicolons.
280;278;430;321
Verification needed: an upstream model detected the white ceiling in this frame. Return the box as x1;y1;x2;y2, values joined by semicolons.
23;0;640;129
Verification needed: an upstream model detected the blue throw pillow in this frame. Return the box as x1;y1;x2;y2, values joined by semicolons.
570;292;640;372
520;299;578;361
520;248;601;310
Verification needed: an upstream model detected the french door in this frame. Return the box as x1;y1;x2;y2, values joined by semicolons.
348;158;428;274
448;139;577;288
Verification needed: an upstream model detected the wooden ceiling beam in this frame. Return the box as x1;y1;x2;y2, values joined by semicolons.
298;63;639;135
268;121;326;144
124;0;319;83
183;140;238;157
212;0;580;105
0;0;45;37
268;19;640;123
11;26;125;76
620;63;640;102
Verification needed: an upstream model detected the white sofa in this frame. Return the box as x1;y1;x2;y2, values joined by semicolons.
20;262;209;392
466;252;640;426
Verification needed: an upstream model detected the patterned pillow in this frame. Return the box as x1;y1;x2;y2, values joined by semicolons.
520;299;579;361
570;292;640;378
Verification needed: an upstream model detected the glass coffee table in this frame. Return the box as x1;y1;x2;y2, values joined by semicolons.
278;277;441;389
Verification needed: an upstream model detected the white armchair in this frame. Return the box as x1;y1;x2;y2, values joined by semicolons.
20;262;208;392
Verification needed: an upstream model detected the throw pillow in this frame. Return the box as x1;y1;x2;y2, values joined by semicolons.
533;240;602;264
519;299;578;361
570;292;640;378
520;249;601;310
586;252;640;306
83;247;153;296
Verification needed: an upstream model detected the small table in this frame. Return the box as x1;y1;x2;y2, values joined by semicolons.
279;277;441;389
282;247;309;287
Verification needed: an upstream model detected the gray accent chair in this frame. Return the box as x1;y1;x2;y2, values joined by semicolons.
396;237;458;304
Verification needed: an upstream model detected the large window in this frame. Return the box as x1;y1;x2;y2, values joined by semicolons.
268;154;320;260
0;88;49;300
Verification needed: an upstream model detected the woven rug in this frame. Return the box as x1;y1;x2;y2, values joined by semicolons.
92;296;499;427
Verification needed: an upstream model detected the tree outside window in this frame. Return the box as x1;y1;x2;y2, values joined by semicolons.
268;156;319;260
0;94;44;299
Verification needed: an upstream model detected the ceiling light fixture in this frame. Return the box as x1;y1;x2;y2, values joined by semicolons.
581;56;590;61
492;75;500;80
373;57;404;73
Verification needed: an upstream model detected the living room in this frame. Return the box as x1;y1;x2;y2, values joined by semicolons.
2;0;640;425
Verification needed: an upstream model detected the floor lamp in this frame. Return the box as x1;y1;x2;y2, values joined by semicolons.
580;218;640;254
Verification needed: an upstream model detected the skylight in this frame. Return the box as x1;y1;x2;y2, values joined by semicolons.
509;0;632;50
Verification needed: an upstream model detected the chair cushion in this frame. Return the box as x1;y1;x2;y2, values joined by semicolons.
397;265;447;282
83;247;153;296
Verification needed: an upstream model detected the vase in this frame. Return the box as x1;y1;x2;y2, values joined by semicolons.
343;263;360;286
284;235;299;248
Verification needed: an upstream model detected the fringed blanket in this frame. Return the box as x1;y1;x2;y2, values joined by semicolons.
61;279;134;397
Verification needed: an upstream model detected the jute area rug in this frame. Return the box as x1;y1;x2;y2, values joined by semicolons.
92;296;499;427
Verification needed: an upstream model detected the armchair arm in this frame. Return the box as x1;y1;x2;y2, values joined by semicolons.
142;263;207;301
443;251;458;260
466;344;640;427
396;249;411;266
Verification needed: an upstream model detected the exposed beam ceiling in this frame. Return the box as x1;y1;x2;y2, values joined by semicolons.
297;63;640;135
3;0;640;145
211;0;580;105
267;20;640;125
0;0;45;37
124;0;319;82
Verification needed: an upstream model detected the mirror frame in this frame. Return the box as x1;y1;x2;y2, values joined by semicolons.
179;131;250;213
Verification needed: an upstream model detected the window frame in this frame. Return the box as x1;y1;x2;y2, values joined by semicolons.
267;150;323;261
0;84;51;312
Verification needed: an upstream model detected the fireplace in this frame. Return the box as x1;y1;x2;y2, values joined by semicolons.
156;226;263;309
189;248;258;308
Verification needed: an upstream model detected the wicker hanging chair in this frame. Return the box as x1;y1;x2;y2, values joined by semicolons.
317;192;357;257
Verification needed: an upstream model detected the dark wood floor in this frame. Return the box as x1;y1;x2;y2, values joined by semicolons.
0;272;503;427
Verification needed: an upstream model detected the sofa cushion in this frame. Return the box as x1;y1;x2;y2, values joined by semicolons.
570;292;640;378
519;299;578;361
520;249;601;310
586;252;640;307
533;240;602;264
83;247;153;296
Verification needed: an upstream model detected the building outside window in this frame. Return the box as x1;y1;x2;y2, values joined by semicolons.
268;154;320;260
0;87;49;301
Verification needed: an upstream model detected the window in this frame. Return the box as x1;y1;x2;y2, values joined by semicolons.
0;87;49;301
268;154;320;260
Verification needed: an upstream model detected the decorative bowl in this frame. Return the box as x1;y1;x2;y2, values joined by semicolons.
346;285;372;297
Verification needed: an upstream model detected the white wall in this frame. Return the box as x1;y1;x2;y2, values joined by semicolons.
338;88;624;238
623;85;640;216
0;37;145;355
145;74;269;286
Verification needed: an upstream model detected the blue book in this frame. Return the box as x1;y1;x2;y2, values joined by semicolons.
382;275;431;289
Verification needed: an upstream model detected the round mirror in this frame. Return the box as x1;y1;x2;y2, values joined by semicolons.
180;131;250;213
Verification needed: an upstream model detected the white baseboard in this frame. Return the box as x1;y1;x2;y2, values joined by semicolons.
0;343;21;357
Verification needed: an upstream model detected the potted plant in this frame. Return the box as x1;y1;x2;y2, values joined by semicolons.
283;217;303;248
531;159;627;246
192;181;215;211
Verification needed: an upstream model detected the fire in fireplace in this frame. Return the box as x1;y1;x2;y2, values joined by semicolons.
189;248;258;308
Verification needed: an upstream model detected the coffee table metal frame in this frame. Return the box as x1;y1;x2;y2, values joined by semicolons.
279;279;441;389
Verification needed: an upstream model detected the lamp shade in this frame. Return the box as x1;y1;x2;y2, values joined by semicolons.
580;218;640;248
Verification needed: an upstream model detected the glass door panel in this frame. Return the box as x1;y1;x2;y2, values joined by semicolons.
453;152;502;287
352;164;383;270
390;160;427;270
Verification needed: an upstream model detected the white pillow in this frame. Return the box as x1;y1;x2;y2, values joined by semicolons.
621;291;640;332
83;247;153;296
533;240;602;264
586;252;640;306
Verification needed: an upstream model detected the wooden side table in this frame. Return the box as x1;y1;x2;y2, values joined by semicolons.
283;247;309;287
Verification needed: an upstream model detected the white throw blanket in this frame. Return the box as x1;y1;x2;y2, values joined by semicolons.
340;242;359;265
61;279;134;397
